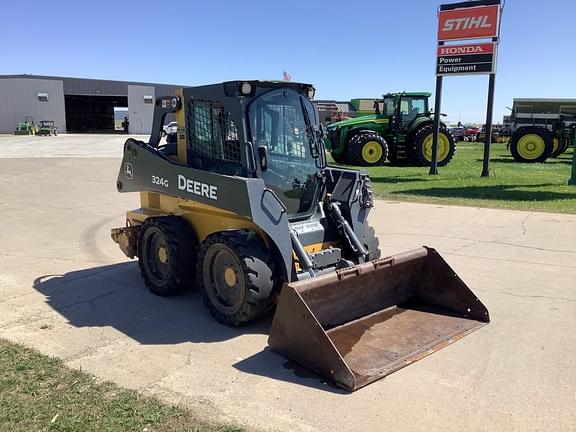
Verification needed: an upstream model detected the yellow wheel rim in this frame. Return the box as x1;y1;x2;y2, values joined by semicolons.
361;141;383;164
517;134;545;160
422;132;450;162
158;247;168;264
224;267;237;287
552;138;559;153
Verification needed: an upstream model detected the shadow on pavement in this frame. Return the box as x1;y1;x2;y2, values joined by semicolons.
33;261;346;392
391;183;576;202
33;262;270;345
481;157;573;165
369;176;427;184
233;348;348;394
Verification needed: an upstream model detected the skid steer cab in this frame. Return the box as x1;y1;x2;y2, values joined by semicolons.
112;80;489;391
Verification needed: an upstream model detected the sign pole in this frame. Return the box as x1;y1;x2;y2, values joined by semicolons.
569;128;576;186
429;74;443;175
481;71;496;177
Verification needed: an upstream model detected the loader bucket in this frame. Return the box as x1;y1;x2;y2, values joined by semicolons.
269;247;489;391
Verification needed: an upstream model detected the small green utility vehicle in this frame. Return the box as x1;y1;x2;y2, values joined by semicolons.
37;120;58;136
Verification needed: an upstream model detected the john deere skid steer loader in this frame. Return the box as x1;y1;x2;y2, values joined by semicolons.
112;80;489;391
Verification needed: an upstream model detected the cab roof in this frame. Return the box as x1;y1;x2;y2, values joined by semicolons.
383;92;432;98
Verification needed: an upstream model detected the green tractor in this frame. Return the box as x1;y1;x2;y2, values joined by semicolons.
14;116;36;135
37;120;58;136
325;92;455;166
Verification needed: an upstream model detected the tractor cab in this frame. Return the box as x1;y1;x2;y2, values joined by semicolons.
377;92;431;133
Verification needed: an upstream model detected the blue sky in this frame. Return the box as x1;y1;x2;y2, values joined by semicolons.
2;0;575;124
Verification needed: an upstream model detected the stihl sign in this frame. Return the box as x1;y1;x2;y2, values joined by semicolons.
438;4;500;41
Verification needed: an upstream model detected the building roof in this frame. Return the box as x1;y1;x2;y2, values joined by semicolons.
0;74;184;96
0;74;184;87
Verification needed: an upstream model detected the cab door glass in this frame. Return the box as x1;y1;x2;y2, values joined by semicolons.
249;90;320;219
400;98;426;126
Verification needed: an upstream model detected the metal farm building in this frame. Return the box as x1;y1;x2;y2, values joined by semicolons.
0;75;182;134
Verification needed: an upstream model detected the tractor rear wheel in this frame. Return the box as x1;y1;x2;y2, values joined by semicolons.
138;216;196;296
550;138;562;158
559;137;571;155
510;127;553;163
550;137;570;158
345;132;388;166
197;230;277;326
411;125;456;167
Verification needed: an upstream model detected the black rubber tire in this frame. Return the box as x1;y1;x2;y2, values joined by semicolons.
330;151;347;164
411;125;456;167
551;137;570;158
550;137;562;158
560;138;571;155
345;131;388;166
509;127;553;163
363;224;381;261
197;230;277;326
137;216;196;296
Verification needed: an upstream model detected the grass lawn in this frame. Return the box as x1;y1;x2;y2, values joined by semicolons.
0;339;242;432
348;142;576;214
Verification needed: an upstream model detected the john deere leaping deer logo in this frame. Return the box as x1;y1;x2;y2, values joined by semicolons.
124;163;133;179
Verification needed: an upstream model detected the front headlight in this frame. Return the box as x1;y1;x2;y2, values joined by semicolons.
307;87;316;100
240;82;253;96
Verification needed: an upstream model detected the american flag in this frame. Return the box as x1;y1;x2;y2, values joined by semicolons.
282;70;292;81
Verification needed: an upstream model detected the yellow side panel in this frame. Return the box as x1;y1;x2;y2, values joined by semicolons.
128;194;263;244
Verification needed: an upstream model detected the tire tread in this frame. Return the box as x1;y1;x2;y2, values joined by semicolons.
345;132;389;166
197;230;277;326
137;216;196;296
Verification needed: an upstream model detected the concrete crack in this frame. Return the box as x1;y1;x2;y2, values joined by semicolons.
475;288;576;304
0;252;109;265
446;251;576;269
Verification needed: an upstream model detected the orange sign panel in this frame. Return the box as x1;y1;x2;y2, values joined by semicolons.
438;5;500;41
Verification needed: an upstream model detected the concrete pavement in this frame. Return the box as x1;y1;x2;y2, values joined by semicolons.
0;137;574;431
0;134;147;158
